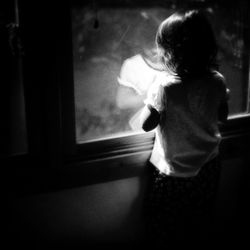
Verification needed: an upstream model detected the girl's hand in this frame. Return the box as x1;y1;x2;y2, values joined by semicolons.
140;104;160;132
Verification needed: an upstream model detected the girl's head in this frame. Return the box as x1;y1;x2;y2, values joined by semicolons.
156;9;218;76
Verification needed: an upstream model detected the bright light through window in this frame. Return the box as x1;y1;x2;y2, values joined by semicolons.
72;1;250;143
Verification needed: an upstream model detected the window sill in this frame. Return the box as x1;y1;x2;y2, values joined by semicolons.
72;113;250;163
219;113;250;138
6;114;250;194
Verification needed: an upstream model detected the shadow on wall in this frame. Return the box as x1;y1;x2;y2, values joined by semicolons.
8;175;148;246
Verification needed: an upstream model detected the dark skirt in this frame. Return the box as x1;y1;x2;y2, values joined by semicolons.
144;156;221;245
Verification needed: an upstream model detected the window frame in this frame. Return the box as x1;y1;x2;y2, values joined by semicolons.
68;0;250;166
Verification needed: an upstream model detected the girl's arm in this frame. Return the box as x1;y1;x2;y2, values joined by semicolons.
140;104;160;132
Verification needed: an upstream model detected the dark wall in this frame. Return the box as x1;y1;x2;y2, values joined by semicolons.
8;176;147;244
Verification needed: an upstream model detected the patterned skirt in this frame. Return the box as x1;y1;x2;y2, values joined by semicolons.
144;157;221;245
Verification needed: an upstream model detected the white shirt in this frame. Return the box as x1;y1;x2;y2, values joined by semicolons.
145;71;228;177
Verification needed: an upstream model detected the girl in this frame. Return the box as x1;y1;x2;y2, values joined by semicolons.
140;9;229;244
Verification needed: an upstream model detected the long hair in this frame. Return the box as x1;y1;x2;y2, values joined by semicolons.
156;9;218;76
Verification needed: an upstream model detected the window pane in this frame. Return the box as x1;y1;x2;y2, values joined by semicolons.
213;1;250;115
72;1;250;143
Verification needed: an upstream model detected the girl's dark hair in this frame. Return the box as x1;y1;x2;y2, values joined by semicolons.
156;9;218;76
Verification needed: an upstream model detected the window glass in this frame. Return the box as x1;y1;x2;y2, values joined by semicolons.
72;1;249;143
213;1;250;115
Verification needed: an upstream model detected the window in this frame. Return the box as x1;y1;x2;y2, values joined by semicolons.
3;1;249;189
214;1;250;116
6;0;249;164
72;0;250;144
72;2;171;142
